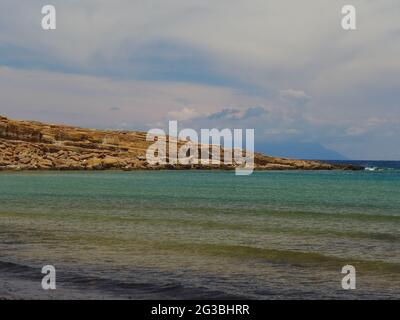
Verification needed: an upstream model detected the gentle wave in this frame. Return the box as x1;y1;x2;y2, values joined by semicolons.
0;259;244;299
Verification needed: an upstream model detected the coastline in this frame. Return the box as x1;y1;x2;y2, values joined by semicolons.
0;115;363;172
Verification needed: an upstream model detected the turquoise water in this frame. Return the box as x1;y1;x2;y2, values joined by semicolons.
0;170;399;299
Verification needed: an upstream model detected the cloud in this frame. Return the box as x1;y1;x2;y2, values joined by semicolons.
207;108;240;120
345;127;367;136
242;106;268;119
0;1;399;159
206;106;267;121
264;128;299;136
0;66;270;129
279;89;310;107
168;107;201;121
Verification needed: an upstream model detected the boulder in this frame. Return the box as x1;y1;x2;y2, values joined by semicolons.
102;157;119;169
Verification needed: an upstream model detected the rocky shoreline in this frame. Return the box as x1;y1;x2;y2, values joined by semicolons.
0;115;362;171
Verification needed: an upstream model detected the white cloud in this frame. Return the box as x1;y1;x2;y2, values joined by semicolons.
168;107;201;121
0;66;269;128
346;127;367;136
0;1;399;159
279;89;310;107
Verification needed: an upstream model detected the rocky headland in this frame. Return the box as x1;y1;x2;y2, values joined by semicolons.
0;115;362;171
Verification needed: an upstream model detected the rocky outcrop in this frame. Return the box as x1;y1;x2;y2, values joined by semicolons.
0;115;362;171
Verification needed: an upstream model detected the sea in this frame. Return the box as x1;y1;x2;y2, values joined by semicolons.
0;161;399;299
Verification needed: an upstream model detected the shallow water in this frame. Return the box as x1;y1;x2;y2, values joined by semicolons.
0;169;399;299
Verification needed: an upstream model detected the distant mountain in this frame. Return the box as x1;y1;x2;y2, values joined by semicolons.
256;141;348;160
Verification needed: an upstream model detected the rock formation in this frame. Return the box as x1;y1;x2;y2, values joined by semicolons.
0;115;362;171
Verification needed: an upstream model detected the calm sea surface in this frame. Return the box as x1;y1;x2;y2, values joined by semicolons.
0;164;399;299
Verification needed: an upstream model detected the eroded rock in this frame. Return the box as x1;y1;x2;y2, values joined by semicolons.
0;115;363;171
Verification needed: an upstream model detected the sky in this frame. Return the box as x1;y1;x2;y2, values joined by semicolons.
0;0;399;159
